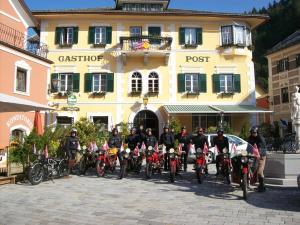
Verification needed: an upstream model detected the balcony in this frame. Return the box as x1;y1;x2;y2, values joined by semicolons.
119;36;172;65
0;23;48;59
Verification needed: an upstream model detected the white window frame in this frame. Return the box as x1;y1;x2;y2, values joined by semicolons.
221;25;251;47
219;74;234;93
130;26;142;37
87;112;113;131
60;27;73;45
221;26;233;46
14;60;31;96
94;26;106;44
185;73;199;93
92;73;107;92
234;26;246;46
184;28;197;45
58;73;73;92
148;72;159;93
131;72;142;92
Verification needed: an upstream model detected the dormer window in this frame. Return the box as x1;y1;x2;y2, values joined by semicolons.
122;3;163;12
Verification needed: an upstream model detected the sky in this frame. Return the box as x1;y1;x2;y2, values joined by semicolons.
24;0;278;13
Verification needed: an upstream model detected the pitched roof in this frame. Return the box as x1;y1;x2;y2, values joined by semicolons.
266;30;300;55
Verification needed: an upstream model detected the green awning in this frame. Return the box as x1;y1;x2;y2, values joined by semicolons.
163;105;272;114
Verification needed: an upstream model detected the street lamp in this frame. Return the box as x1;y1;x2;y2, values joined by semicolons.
143;95;149;109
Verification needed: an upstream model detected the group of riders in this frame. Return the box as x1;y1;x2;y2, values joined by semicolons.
65;125;267;192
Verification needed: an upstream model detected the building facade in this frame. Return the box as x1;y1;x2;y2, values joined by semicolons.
0;0;52;149
33;0;268;137
266;30;300;135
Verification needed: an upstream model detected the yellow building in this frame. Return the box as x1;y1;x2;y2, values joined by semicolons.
33;0;269;137
266;30;300;135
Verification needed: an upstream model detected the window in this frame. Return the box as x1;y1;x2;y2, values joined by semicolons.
148;26;161;44
179;28;202;46
130;27;142;37
11;129;25;143
296;54;300;67
123;3;163;12
131;72;142;93
51;73;80;93
59;74;73;92
148;72;159;93
221;25;251;47
220;74;233;93
273;95;281;105
185;28;197;45
95;27;106;44
192;114;231;133
60;27;73;45
277;58;289;72
185;74;199;92
56;116;73;126
93;116;109;130
281;87;289;103
16;68;27;92
93;74;107;92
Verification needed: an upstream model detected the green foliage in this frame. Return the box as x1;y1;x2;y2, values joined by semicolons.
252;0;300;89
207;126;217;133
239;122;251;141
169;117;182;134
118;122;130;142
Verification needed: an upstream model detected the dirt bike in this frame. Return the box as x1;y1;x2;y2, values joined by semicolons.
96;148;118;177
130;147;145;173
169;148;183;183
119;148;131;179
217;148;231;184
28;154;68;185
145;146;164;179
194;148;206;184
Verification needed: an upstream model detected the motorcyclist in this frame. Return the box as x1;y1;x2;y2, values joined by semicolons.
125;127;140;151
137;124;146;147
160;125;175;170
108;128;122;163
175;126;191;172
145;128;157;149
65;128;81;172
248;126;267;192
191;127;209;174
212;128;229;176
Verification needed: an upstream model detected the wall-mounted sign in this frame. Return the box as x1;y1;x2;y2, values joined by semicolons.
6;114;33;128
58;55;103;62
67;94;77;106
186;56;210;63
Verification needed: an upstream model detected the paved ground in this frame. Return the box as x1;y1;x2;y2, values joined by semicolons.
0;165;300;225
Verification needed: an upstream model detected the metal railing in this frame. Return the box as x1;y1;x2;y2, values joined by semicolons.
266;133;297;153
0;23;48;58
120;36;172;51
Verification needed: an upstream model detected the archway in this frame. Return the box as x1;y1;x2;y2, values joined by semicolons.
133;110;159;138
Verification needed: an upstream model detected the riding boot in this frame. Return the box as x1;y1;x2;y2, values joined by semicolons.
258;177;266;192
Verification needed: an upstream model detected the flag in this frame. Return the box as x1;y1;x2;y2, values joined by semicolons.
154;142;159;152
33;144;37;155
178;143;182;155
231;143;238;154
252;144;260;158
102;140;109;151
134;145;139;156
214;145;219;154
203;143;209;154
141;142;146;151
44;145;49;158
120;142;124;152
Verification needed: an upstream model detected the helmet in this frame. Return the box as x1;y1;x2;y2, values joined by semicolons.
217;128;224;134
130;127;137;132
250;126;259;134
112;128;118;133
163;125;169;129
181;126;186;130
146;128;152;133
71;128;77;133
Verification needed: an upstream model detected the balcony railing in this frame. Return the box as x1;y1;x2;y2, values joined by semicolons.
0;23;48;59
120;36;172;51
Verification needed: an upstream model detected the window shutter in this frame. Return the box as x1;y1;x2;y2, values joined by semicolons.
198;74;207;93
84;73;93;92
179;28;185;45
72;73;80;92
55;27;61;45
106;73;114;92
106;26;112;44
234;74;241;93
73;27;79;44
196;28;203;45
51;73;59;93
88;27;95;44
213;74;220;93
178;73;185;93
148;27;161;44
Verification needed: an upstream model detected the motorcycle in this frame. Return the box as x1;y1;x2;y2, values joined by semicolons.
145;146;164;179
194;148;206;184
130;146;145;173
28;154;68;185
78;146;97;175
119;148;131;179
96;147;118;177
217;148;231;184
169;148;183;183
232;150;257;200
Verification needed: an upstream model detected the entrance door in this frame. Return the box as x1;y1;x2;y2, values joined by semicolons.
133;110;159;138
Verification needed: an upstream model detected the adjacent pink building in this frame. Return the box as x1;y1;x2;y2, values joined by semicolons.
0;0;52;150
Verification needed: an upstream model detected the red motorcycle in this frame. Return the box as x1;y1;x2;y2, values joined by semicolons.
194;148;206;184
145;146;164;179
217;148;231;184
96;148;118;177
169;148;183;183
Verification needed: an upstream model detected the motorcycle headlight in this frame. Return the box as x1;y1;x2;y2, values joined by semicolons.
196;148;203;154
241;156;248;163
125;148;131;154
223;148;228;154
169;148;175;154
125;153;129;158
241;150;248;157
148;146;153;151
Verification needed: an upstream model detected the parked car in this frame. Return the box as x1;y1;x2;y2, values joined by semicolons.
188;134;251;164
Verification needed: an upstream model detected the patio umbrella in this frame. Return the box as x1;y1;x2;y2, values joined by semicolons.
34;111;43;135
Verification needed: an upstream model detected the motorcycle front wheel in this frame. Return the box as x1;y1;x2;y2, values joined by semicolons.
196;166;204;184
58;159;69;177
96;160;105;177
28;163;45;185
242;173;248;200
170;161;176;183
145;162;153;179
119;160;127;179
79;157;87;175
225;166;231;184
